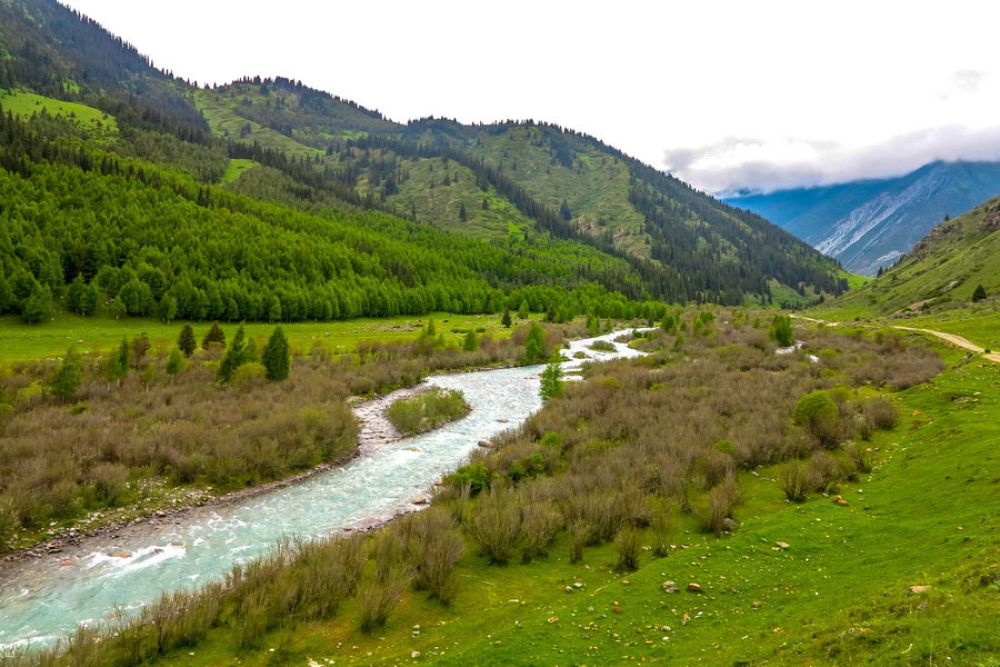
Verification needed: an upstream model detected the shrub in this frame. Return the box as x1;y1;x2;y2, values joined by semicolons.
700;474;740;536
404;509;464;603
446;462;492;495
863;396;898;431
779;460;812;502
794;390;841;447
86;462;130;507
539;361;564;401
230;362;267;388
614;524;640;571
770;315;794;347
520;502;562;563
358;575;404;633
387;388;469;436
589;340;616;352
570;520;592;564
469;486;522;565
650;505;676;558
845;442;875;474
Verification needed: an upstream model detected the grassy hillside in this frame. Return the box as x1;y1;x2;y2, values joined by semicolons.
814;195;1000;325
0;88;117;138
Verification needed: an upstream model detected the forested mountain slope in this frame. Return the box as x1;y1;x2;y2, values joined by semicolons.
726;161;1000;276
0;0;847;320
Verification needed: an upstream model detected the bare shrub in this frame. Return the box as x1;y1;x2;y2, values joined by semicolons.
845;442;876;474
614;524;640;571
779;460;812;502
650;504;676;558
358;574;404;634
699;474;740;536
403;509;464;603
863;396;898;431
469;486;522;564
520;501;562;563
570;520;592;564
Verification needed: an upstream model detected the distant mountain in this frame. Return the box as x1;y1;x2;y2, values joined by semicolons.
725;161;1000;276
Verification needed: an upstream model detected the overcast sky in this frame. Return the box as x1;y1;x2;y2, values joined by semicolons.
62;0;1000;194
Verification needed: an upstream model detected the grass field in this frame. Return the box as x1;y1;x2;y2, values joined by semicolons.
0;312;531;363
0;88;117;138
219;157;260;184
151;335;998;665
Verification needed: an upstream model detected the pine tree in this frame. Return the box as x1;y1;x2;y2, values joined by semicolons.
218;326;247;384
501;309;512;328
49;347;82;400
517;300;529;320
459;202;468;222
262;326;290;380
972;284;987;302
202;322;225;349
165;347;184;379
178;324;196;357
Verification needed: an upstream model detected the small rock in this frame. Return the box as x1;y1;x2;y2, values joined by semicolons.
564;586;574;593
573;581;583;589
908;585;932;594
411;650;421;659
412;497;428;506
477;440;493;449
686;583;703;593
721;517;737;531
547;615;559;624
832;495;849;506
775;541;790;550
752;600;764;609
662;580;679;594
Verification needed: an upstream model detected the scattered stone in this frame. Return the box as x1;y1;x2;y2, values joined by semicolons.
412;497;429;506
547;615;559;624
477;440;493;449
832;495;849;506
775;541;790;550
908;585;932;594
573;581;583;589
411;650;421;659
662;581;679;594
721;517;737;532
752;600;764;609
565;586;574;593
686;583;703;593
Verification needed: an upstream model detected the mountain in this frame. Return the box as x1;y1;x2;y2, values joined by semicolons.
0;0;847;321
819;193;1000;318
725;161;1000;276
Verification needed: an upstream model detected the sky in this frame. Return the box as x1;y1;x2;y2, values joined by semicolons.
62;0;1000;194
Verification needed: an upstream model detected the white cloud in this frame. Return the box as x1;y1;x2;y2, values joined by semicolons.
670;125;1000;195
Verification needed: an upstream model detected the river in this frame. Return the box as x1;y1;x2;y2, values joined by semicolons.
0;329;646;648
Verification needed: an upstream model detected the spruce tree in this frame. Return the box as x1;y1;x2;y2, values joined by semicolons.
178;324;197;357
262;326;290;380
501;309;512;328
202;322;225;349
218;326;247;384
972;284;987;302
165;347;184;379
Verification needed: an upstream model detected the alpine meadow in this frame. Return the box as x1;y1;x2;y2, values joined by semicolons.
0;1;996;665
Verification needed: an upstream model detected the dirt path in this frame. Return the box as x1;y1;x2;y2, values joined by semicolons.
792;315;999;363
893;326;1000;363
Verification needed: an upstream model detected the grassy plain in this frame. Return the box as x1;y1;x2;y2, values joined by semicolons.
0;312;531;363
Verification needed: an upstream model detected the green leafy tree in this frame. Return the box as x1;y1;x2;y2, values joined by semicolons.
158;295;178;323
202;322;225;349
501;309;512;328
21;286;52;325
524;322;546;364
79;282;99;316
769;315;794;347
262;326;290;380
66;274;86;315
539;360;564;401
111;296;126;320
517;300;529;320
218;326;248;384
49;347;82;399
972;284;987;302
106;337;130;385
462;330;478;351
177;324;197;357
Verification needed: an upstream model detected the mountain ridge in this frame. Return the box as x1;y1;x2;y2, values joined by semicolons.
725;160;1000;276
